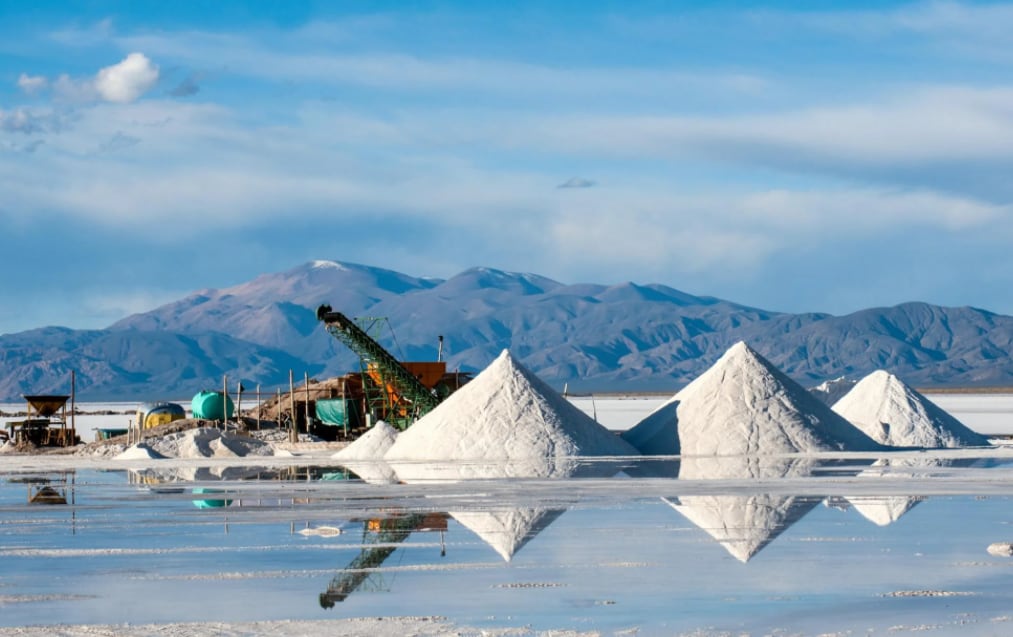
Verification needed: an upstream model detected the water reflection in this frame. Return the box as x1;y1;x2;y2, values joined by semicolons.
3;454;1012;631
664;457;826;562
319;512;448;608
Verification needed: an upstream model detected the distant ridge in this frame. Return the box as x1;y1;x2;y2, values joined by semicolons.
3;260;1013;400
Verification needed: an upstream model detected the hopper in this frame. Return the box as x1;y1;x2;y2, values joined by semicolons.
24;395;70;418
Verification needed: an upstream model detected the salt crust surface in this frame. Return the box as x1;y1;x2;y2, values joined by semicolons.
623;342;881;456
385;349;638;464
832;370;990;448
0;616;574;637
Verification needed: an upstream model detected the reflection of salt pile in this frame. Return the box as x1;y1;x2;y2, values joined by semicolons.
666;457;823;562
810;376;857;406
844;457;969;526
832;370;989;448
136;428;275;458
623;342;881;455
332;421;399;484
451;509;564;562
385;349;637;470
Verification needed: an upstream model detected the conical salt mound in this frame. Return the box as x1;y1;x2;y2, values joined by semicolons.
333;421;399;460
385;350;638;462
451;508;564;562
832;370;989;448
623;342;881;455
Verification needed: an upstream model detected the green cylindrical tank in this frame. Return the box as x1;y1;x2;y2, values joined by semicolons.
190;391;235;420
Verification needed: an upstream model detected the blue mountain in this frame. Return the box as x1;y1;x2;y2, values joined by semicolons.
1;260;1012;400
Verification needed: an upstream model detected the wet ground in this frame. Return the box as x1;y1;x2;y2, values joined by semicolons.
3;452;1013;636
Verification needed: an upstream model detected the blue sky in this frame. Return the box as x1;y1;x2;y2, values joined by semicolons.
3;1;1013;334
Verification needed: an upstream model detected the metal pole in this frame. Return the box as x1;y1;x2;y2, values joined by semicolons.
289;370;297;443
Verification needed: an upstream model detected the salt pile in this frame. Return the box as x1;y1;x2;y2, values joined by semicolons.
385;350;637;473
665;456;822;562
332;421;400;484
810;376;857;406
333;421;398;460
832;370;989;448
623;342;881;455
140;428;276;459
114;443;166;460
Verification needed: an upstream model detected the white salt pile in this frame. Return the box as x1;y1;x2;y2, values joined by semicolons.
810;376;857;406
332;421;398;460
623;341;881;455
451;509;564;562
114;443;166;460
385;350;637;469
139;428;275;459
332;420;401;484
987;542;1013;557
665;456;822;562
832;370;989;448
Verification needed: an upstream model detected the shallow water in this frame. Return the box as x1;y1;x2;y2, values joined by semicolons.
2;455;1013;635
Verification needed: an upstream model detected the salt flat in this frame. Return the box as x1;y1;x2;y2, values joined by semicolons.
2;394;1013;636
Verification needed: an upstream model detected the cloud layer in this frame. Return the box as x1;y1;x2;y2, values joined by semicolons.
2;3;1013;333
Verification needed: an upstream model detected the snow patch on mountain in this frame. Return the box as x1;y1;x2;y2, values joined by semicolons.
810;376;857;406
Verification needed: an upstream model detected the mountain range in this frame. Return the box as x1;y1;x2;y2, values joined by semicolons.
2;259;1012;401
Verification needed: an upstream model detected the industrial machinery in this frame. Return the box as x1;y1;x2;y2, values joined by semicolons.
4;395;79;447
319;512;448;607
316;304;469;430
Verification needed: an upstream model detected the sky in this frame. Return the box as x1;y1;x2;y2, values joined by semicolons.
3;1;1013;334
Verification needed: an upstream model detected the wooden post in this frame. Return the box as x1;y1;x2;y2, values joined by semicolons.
237;381;243;430
222;374;228;428
69;370;75;446
304;371;311;436
256;384;261;431
289;370;297;443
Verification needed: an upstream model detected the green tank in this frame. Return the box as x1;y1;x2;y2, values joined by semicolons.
190;391;235;420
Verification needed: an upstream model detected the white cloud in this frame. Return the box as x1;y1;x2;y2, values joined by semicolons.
17;73;48;95
94;52;159;103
